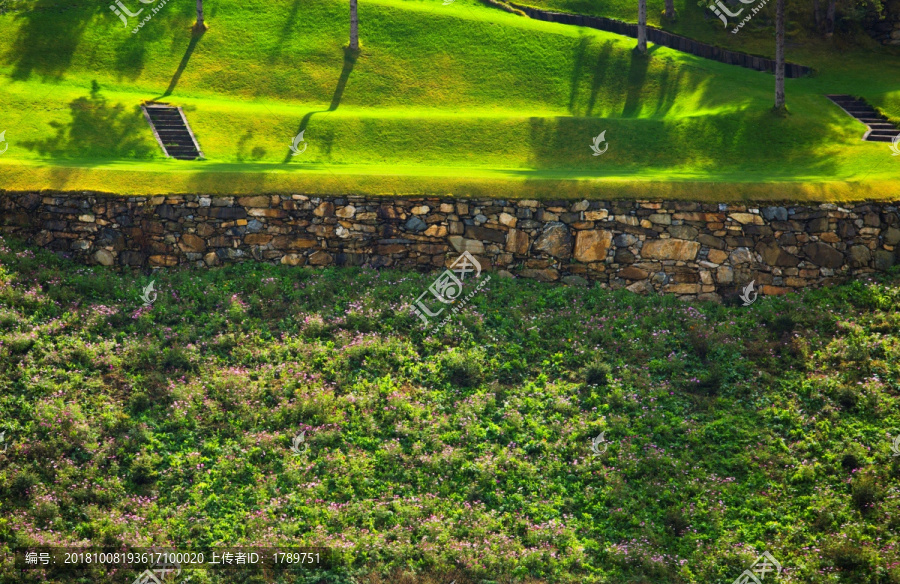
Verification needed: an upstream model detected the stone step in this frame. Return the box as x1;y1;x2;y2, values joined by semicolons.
865;134;898;142
826;94;900;144
142;104;203;160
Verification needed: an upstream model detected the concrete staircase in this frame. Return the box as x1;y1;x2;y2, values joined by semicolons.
142;103;203;160
826;94;900;143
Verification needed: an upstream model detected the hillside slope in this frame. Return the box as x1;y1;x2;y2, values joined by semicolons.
0;0;897;198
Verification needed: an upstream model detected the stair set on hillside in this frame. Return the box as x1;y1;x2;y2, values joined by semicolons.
141;103;204;160
826;95;900;143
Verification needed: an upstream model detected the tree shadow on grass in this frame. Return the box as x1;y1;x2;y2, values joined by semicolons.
156;29;205;99
22;81;157;160
6;0;97;80
281;48;356;163
622;49;653;118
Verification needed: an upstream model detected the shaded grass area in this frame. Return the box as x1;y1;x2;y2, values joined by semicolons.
1;235;899;583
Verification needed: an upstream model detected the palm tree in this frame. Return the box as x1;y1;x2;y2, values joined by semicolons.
350;0;359;51
774;0;785;109
195;0;206;30
636;0;647;53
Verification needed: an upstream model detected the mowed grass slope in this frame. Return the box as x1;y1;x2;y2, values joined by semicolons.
1;236;900;583
0;0;897;198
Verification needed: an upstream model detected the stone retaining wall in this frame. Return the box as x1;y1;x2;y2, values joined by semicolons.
2;192;898;301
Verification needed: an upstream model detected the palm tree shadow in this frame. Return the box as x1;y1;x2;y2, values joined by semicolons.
155;29;205;99
282;49;357;163
622;50;652;118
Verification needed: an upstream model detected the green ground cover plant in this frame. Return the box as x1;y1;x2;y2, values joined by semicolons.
0;0;897;198
1;235;899;583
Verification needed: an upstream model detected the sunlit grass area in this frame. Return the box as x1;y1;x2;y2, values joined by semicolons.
0;0;898;197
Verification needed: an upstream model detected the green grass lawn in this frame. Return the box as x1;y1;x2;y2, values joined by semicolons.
0;0;898;198
1;235;900;583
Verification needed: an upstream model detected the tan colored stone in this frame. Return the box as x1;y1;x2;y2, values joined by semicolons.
519;268;559;282
281;254;306;266
707;249;728;264
665;283;700;294
248;208;285;218
313;202;334;217
149;254;178;267
585;210;609;221
641;239;700;261
729;212;763;225
499;212;517;227
819;232;840;243
245;234;273;245
335;205;356;218
308;251;333;265
448;236;484;255
673;212;724;222
203;252;219;266
506;229;530;255
626;280;651;294
716;266;734;283
237;196;270;207
440;203;454;213
179;233;206;252
93;249;114;266
424;225;448;237
289;237;318;249
574;230;613;263
648;213;671;225
412;205;430;215
761;285;791;295
618;267;648;280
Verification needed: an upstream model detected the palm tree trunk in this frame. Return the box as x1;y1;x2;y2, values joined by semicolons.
637;0;647;53
196;0;204;28
350;0;359;51
813;0;822;33
664;0;675;20
775;0;785;110
825;0;836;36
